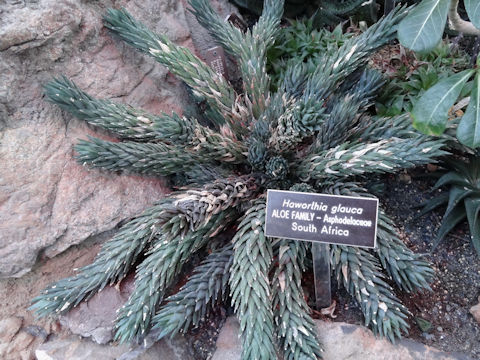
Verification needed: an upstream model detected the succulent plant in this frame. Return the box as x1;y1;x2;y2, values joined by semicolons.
31;1;443;358
420;155;480;255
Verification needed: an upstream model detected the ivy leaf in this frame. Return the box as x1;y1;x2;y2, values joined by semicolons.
458;72;480;148
397;0;450;52
412;70;474;135
465;0;480;30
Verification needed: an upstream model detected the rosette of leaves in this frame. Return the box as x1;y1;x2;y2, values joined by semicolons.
267;19;353;89
419;155;480;254
31;1;444;358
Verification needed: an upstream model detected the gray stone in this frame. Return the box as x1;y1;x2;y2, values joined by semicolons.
469;296;480;324
35;335;193;360
212;317;475;360
211;317;241;360
0;0;193;278
0;317;22;343
59;275;134;344
0;317;38;360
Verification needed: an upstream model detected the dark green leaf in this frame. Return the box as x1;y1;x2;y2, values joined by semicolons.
465;198;480;254
458;72;480;148
418;192;449;216
444;186;473;217
433;171;471;189
415;317;432;332
465;0;480;30
412;70;474;135
397;0;450;52
433;206;466;249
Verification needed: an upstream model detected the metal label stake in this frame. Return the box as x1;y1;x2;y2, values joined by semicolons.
312;242;331;309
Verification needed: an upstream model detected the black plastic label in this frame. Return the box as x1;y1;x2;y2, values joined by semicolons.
265;189;378;248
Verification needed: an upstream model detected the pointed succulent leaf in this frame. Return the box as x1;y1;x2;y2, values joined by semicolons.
464;198;480;254
412;70;474;135
433;206;466;249
397;0;450;52
444;186;473;217
457;72;480;148
418;192;449;217
433;171;471;189
465;0;480;30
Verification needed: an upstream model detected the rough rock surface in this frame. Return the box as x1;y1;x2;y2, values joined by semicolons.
183;0;242;82
0;316;39;360
35;335;194;360
0;0;195;278
470;296;480;324
59;274;135;344
212;317;475;360
0;236;104;359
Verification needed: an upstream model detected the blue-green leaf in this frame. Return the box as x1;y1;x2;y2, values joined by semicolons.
412;70;474;135
464;198;480;255
433;206;466;249
418;192;449;216
457;73;480;148
433;171;470;189
444;186;472;217
397;0;450;52
465;0;480;30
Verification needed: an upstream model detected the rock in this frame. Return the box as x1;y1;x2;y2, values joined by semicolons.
0;0;194;278
35;335;194;360
183;0;242;81
211;317;240;360
60;274;135;344
0;317;22;343
398;172;412;183
212;317;475;360
7;331;35;355
469;296;480;324
0;317;38;360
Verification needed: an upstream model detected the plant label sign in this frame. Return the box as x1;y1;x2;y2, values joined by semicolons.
265;189;378;248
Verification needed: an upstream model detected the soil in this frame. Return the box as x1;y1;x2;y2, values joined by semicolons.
315;170;480;359
383;171;480;357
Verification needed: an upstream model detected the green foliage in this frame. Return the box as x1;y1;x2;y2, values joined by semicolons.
397;0;450;52
457;73;480;147
267;20;353;88
398;0;480;52
419;156;480;255
153;242;233;338
376;42;471;117
395;1;480;148
272;238;323;359
412;69;474;135
411;64;480;148
465;0;480;29
230;199;276;360
331;244;410;342
230;0;370;24
31;2;442;358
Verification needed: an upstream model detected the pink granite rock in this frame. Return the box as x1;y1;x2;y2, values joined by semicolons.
0;0;193;278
